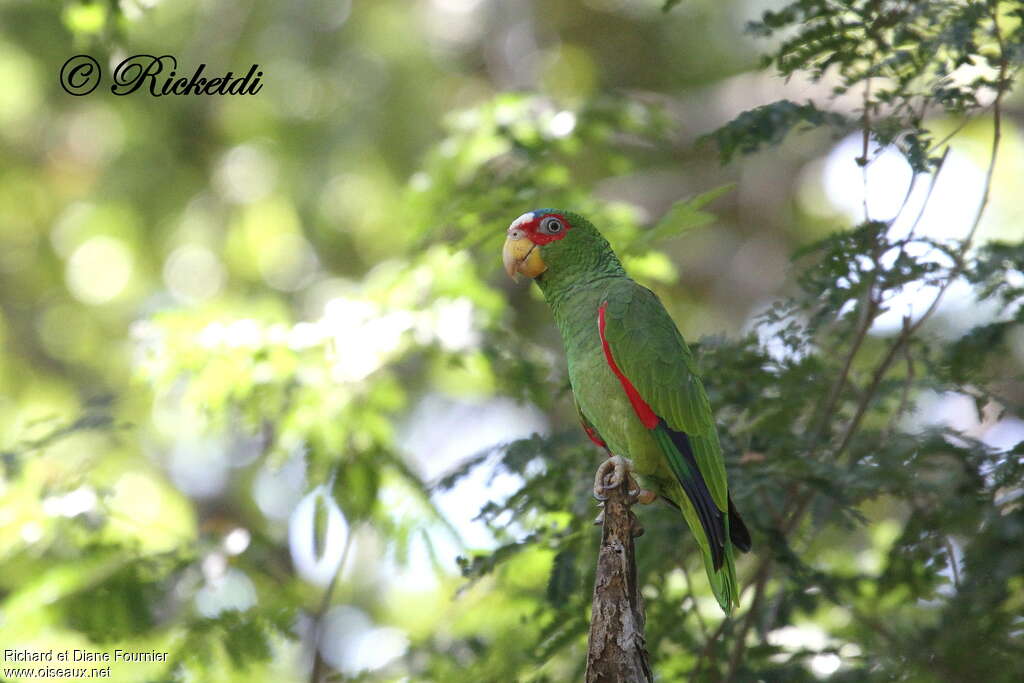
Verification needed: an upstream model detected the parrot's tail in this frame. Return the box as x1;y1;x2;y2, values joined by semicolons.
709;497;752;611
651;424;750;613
701;526;741;612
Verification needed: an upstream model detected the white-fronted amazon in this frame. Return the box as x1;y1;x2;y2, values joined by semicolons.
503;209;751;612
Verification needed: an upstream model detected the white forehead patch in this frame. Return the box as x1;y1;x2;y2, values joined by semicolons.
509;212;534;230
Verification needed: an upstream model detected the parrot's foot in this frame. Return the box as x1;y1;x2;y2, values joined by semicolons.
592;455;658;504
593;455;633;500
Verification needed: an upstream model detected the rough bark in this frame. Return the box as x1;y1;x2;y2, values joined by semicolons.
585;478;653;683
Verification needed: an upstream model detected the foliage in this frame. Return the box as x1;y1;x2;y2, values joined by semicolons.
722;0;1023;170
705;100;850;163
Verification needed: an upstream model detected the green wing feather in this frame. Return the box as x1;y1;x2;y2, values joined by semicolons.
600;279;747;611
601;280;729;511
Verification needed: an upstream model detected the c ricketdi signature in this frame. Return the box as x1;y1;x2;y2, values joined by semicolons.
111;54;262;96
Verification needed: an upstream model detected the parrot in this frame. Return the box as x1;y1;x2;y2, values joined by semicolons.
502;208;751;612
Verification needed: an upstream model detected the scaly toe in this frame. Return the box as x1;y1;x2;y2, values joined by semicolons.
593;459;616;498
599;455;634;492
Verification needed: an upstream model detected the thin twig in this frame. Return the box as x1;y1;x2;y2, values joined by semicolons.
833;329;909;458
814;289;878;438
310;529;355;683
883;321;916;440
724;560;771;682
693;610;730;679
903;146;950;242
922;103;992;160
680;561;710;640
859;72;874;221
945;537;961;589
888;157;920;229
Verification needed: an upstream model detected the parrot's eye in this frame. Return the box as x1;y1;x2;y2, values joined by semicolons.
539;216;564;234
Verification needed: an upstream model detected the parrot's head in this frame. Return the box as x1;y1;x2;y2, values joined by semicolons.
502;209;621;285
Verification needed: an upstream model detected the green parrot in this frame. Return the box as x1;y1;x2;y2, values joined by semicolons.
502;209;751;612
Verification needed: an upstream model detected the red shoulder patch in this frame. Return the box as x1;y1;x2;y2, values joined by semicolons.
597;302;659;429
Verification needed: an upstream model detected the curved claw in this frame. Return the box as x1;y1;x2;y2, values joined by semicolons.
594;454;634;497
593;455;656;514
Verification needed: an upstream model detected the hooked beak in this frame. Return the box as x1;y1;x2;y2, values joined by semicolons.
503;228;547;281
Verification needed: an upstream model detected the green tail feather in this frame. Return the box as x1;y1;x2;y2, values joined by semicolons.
663;484;742;612
652;427;741;612
702;532;740;612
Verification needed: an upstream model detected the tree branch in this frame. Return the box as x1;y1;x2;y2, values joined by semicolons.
586;478;653;683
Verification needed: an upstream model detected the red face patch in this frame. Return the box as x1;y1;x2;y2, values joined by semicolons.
508;211;571;245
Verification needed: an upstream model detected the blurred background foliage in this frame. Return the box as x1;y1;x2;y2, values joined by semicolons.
0;0;1022;681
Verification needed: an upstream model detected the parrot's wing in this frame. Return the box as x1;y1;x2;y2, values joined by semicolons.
598;280;750;610
599;282;729;511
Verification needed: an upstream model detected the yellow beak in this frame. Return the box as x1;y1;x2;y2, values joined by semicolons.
503;230;547;280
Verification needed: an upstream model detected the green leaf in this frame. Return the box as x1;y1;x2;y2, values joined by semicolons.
703;100;848;163
332;456;381;522
314;490;329;563
627;184;733;253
